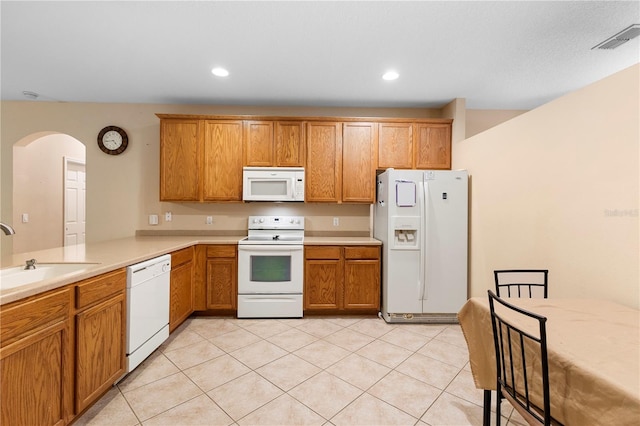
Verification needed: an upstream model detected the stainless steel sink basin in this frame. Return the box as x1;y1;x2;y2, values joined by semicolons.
0;263;99;290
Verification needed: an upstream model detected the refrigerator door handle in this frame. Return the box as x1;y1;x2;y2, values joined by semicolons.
419;178;428;301
418;179;427;300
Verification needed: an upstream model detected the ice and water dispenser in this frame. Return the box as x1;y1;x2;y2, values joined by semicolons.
392;217;419;248
392;180;419;249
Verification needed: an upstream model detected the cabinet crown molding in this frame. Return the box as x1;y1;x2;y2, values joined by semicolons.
155;113;453;124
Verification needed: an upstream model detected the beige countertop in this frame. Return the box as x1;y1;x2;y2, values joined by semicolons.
1;235;380;305
302;236;381;245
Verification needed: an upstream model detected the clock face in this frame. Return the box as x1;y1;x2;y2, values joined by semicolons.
102;130;123;150
97;126;128;155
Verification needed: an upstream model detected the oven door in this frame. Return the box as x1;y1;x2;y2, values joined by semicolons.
238;244;303;294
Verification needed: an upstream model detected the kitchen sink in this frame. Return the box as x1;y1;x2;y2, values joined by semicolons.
0;263;100;290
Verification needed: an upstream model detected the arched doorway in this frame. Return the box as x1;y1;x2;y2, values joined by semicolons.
13;132;86;253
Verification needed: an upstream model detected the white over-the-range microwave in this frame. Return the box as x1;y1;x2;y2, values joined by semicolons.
242;167;305;202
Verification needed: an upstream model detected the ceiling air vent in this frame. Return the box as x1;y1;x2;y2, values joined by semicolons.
592;24;640;50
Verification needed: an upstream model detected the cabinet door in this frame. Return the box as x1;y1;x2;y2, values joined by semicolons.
0;287;72;426
306;122;342;202
378;123;413;169
203;120;243;201
304;246;343;310
170;260;193;332
206;258;237;310
342;122;377;203
344;259;380;310
160;119;201;201
1;323;68;426
244;121;274;166
275;121;305;166
75;293;125;413
304;259;343;310
414;123;452;170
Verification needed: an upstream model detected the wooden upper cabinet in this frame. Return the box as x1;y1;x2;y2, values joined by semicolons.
158;114;452;204
306;122;342;202
378;122;413;169
244;121;304;167
160;119;201;201
275;121;305;167
342;122;378;203
203;120;243;201
244;121;274;167
414;123;451;170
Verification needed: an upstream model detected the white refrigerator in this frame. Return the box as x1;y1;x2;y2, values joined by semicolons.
374;168;468;323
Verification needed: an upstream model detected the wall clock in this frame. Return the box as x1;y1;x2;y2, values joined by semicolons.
97;125;128;155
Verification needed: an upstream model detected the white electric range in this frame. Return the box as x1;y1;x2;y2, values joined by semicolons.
237;216;304;318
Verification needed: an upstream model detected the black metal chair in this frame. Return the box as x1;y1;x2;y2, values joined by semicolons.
488;290;553;425
494;269;549;298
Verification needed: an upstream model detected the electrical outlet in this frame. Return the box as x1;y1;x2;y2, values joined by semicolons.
333;217;339;226
165;212;172;222
206;216;213;225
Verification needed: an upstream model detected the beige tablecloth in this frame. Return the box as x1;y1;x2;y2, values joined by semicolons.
458;297;640;425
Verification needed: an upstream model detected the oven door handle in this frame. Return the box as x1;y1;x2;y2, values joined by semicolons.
238;245;303;252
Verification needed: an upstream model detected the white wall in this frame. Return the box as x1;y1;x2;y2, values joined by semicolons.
454;64;639;308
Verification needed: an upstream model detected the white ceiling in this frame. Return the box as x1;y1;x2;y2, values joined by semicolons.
1;1;639;110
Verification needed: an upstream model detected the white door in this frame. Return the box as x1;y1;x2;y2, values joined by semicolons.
64;157;86;246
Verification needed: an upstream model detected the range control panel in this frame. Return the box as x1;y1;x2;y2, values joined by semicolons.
247;216;304;230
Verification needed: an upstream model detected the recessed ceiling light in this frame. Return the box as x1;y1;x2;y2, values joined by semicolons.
211;67;229;77
382;71;399;81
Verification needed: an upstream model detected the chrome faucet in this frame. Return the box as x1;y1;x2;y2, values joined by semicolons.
25;259;37;270
0;222;15;235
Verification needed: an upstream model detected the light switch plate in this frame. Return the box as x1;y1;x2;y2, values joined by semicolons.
149;214;159;225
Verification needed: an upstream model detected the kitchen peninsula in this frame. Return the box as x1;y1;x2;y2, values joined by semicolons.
0;234;381;426
1;234;380;306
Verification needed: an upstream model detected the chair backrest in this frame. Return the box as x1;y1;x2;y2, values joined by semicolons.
494;269;549;298
488;290;551;425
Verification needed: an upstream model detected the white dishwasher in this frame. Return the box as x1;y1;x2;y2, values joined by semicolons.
126;254;171;373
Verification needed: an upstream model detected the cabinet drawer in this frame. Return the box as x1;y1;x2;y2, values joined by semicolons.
344;246;380;260
305;246;341;260
171;247;194;268
206;245;236;258
75;269;126;310
0;287;71;347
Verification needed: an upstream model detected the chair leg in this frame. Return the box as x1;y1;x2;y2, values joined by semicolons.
496;388;502;425
483;389;492;426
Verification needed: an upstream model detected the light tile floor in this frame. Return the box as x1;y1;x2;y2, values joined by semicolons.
76;316;526;426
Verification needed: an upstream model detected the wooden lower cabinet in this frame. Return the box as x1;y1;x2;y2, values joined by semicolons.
74;269;126;414
0;287;73;426
170;247;194;332
304;245;380;313
304;246;343;310
0;269;128;425
205;245;237;310
344;248;381;310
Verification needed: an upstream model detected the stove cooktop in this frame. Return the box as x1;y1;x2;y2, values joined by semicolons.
240;216;305;245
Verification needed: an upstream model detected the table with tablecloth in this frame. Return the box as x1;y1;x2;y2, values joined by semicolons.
458;297;640;425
